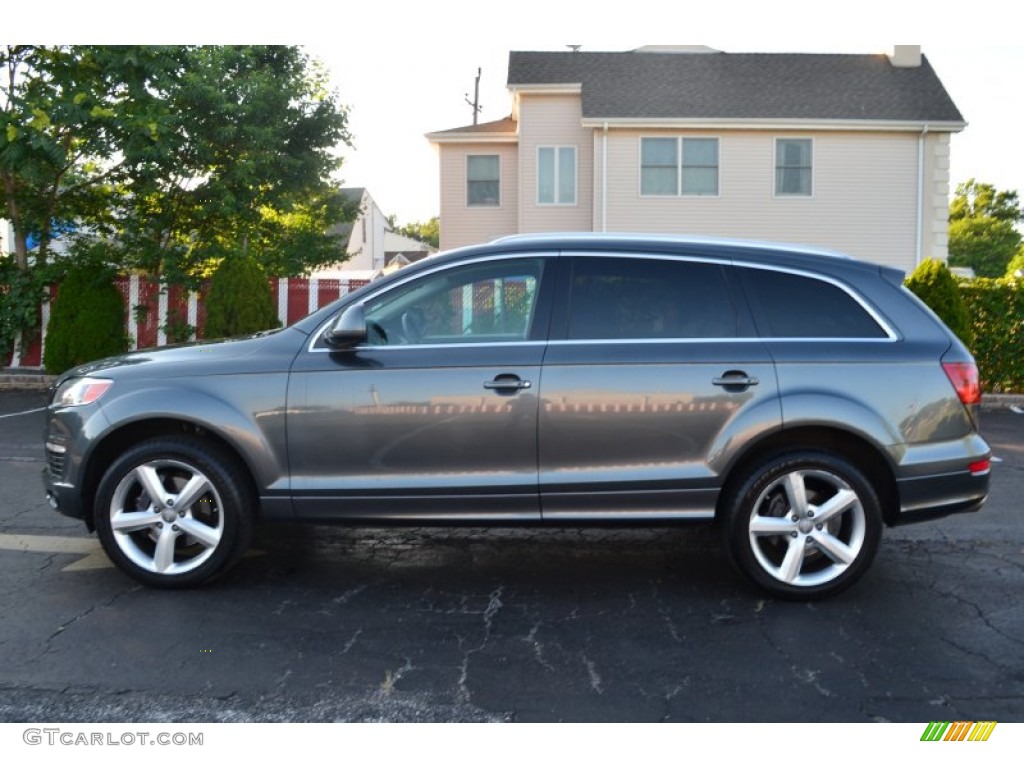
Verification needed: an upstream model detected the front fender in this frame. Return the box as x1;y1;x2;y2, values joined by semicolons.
93;375;290;493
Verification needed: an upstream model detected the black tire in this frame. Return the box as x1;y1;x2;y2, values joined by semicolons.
722;451;883;600
93;436;254;588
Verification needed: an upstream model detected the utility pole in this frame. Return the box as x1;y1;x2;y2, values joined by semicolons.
464;67;482;125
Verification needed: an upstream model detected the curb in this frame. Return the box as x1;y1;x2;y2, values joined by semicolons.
0;371;56;391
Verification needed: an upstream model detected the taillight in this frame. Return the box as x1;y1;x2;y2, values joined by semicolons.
969;459;991;476
942;362;981;406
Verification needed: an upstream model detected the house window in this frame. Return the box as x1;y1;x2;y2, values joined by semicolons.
467;155;500;206
537;146;576;205
641;138;719;196
776;139;812;196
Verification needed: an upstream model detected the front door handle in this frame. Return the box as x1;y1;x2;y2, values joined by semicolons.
484;375;532;391
712;371;759;389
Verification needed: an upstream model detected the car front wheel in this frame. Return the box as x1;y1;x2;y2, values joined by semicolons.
723;451;883;600
94;437;254;588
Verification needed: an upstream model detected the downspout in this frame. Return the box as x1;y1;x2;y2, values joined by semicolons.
602;122;609;232
916;123;930;267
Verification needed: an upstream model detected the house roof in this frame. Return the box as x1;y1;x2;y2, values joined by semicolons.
426;116;518;143
507;50;964;126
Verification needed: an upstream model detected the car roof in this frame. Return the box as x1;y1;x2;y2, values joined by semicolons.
429;232;901;282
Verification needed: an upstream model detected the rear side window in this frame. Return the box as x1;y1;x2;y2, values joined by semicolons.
567;256;738;339
739;267;888;339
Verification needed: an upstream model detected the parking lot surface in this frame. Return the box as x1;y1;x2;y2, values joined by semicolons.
1;389;1021;722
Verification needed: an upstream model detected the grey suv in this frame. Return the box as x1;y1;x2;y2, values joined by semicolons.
42;234;991;599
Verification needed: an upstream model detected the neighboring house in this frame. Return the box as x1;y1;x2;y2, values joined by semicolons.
313;188;435;280
427;45;964;271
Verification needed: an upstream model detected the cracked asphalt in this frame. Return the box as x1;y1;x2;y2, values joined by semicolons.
0;389;1021;722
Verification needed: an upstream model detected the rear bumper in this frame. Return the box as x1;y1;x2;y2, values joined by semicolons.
893;469;990;526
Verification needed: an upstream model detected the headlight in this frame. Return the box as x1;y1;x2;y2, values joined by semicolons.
53;377;113;406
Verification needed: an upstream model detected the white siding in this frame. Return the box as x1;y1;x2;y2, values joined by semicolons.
517;94;593;233
602;129;923;269
437;143;519;250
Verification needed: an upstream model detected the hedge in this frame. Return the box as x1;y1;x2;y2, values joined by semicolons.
959;278;1024;393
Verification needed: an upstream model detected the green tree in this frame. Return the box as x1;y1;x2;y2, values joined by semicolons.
1006;247;1024;279
390;216;440;249
116;46;355;283
948;179;1024;278
904;258;973;347
203;253;280;338
2;45;355;359
43;249;129;374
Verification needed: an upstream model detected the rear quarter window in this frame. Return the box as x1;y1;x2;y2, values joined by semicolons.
738;267;888;339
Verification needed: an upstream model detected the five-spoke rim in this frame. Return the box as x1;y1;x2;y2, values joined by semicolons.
108;459;224;575
747;468;866;588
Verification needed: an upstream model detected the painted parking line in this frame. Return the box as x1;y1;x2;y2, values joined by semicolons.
0;532;112;571
0;407;46;419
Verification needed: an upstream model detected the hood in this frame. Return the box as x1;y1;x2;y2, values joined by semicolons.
57;328;296;384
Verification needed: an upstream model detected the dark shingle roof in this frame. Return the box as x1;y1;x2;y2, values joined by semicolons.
507;51;963;123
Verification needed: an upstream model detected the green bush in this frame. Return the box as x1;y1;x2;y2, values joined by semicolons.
203;254;280;339
44;265;129;375
904;258;973;347
959;278;1024;393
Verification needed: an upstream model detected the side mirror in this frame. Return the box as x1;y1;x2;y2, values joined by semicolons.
324;304;367;349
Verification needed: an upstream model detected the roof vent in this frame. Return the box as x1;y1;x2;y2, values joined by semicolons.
888;45;922;67
633;45;719;54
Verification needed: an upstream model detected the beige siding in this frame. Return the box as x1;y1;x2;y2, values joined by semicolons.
517;94;593;233
924;133;951;262
602;130;923;270
437;143;519;251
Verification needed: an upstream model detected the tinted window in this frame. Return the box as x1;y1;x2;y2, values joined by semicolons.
740;268;887;338
567;257;738;339
364;259;543;345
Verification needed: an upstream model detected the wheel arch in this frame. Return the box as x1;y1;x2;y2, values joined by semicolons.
716;426;900;526
79;418;260;531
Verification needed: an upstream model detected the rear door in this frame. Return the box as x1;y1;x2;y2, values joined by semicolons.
538;253;781;520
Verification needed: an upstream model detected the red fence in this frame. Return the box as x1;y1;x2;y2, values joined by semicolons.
2;276;369;369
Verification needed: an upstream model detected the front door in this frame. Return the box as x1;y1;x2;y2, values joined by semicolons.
287;256;552;521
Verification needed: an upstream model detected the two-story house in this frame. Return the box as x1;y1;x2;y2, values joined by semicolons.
427;45;964;270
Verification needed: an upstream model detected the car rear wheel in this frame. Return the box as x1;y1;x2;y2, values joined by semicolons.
94;437;253;588
723;451;883;600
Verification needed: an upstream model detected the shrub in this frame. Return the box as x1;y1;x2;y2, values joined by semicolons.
904;258;973;347
203;254;280;339
44;265;129;375
959;278;1024;393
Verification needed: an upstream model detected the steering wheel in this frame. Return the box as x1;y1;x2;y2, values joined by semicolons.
400;307;427;343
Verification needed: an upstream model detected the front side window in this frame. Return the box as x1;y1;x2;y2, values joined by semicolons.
567;256;738;339
467;155;500;206
641;138;719;196
364;259;543;345
775;139;812;196
537;146;576;205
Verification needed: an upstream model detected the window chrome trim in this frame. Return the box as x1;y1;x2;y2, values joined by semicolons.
308;248;900;351
307;252;555;353
559;250;898;342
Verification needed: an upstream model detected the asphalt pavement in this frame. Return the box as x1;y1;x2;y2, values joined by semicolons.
0;389;1021;722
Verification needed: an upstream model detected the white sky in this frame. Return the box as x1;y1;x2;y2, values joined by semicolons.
10;1;1024;224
